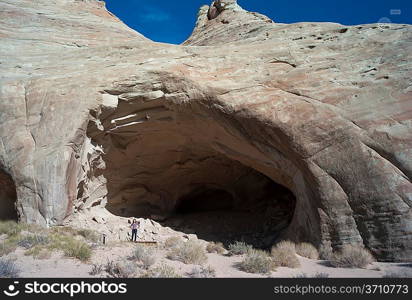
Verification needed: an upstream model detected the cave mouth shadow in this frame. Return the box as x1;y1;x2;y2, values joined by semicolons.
0;169;18;221
160;176;296;250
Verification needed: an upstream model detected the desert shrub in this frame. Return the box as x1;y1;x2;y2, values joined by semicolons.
141;264;181;278
63;239;91;262
132;245;156;269
0;241;17;256
0;258;20;278
167;240;207;265
188;265;216;278
132;245;148;260
18;234;49;249
24;245;52;259
319;244;334;260
163;236;182;249
275;240;296;252
296;243;319;259
228;241;253;256
105;260;136;278
206;242;225;254
271;242;300;268
0;221;27;237
237;249;274;274
76;229;100;243
90;264;104;276
383;270;412;278
313;272;330;278
330;245;375;269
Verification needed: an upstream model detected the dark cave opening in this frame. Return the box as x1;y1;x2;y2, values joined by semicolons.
0;170;18;221
163;173;297;249
176;187;235;214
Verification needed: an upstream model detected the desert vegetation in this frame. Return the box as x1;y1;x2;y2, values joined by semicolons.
271;241;301;268
141;264;181;278
0;258;20;278
228;241;253;256
188;265;216;278
166;240;207;265
0;221;96;262
206;242;226;254
330;245;375;269
296;243;319;260
237;249;274;274
132;245;156;269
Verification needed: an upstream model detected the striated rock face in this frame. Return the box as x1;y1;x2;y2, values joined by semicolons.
0;0;411;261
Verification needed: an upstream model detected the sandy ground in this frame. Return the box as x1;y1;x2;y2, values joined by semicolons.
4;243;412;278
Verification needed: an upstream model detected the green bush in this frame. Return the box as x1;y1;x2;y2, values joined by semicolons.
63;240;91;262
0;221;27;236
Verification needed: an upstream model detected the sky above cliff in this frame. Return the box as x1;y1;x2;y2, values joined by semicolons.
105;0;411;44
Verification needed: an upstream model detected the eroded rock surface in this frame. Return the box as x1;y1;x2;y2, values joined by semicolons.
0;0;411;261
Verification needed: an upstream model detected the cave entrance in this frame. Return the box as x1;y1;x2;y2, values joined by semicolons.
0;170;18;221
85;93;299;248
162;169;297;249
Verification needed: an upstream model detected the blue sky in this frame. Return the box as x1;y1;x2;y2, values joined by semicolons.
105;0;411;44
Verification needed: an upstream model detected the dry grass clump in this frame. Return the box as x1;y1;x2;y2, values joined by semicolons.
0;241;17;256
167;240;207;265
0;220;29;236
141;264;181;278
188;265;216;278
237;249;275;274
271;241;300;268
90;264;104;276
330;245;375;269
383;270;412;278
206;242;225;254
63;239;92;262
76;229;100;243
163;236;182;249
319;243;334;260
0;258;20;278
228;241;253;256
296;243;319;259
132;245;156;269
105;260;137;278
17;234;50;249
295;272;330;278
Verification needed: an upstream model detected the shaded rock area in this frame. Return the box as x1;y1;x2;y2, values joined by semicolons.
0;0;411;261
0;170;17;220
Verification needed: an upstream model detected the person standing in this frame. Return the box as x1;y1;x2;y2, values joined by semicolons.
130;219;140;242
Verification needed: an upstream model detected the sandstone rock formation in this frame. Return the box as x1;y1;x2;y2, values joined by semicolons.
0;0;411;261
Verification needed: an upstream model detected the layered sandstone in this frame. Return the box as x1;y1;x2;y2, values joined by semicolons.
0;0;411;261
